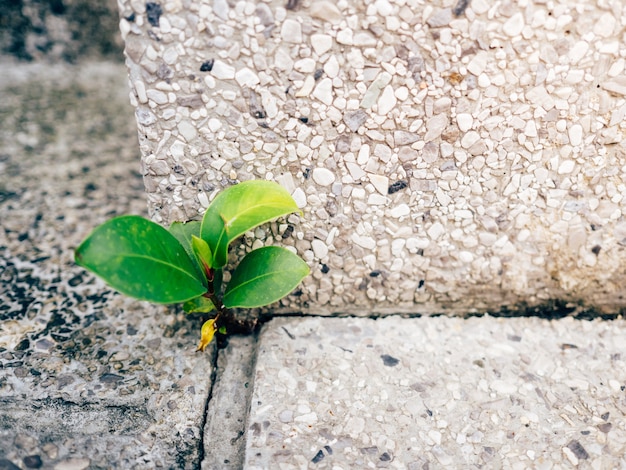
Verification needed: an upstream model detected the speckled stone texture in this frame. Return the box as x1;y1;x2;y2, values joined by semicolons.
246;316;626;468
118;0;626;315
0;0;123;62
0;63;214;469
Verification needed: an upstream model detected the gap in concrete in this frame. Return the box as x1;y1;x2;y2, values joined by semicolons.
197;342;220;465
201;334;260;469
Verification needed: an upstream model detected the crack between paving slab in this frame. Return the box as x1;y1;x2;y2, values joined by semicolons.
256;298;624;323
197;342;219;468
235;332;261;467
197;333;260;469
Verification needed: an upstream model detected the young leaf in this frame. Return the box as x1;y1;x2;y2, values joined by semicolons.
192;235;212;271
75;215;207;304
196;318;217;352
223;246;309;308
183;295;215;314
201;180;301;268
169;220;204;279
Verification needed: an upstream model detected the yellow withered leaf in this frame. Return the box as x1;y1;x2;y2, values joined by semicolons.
196;319;217;352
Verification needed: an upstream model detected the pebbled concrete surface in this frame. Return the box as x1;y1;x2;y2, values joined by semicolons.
0;62;214;469
117;0;626;316
246;316;626;469
2;61;626;470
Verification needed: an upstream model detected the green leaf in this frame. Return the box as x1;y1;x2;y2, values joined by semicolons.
169;221;204;279
183;295;215;313
201;180;301;268
223;246;309;308
75;215;207;304
192;235;212;270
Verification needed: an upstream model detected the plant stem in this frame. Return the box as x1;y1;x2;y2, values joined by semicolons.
201;266;257;336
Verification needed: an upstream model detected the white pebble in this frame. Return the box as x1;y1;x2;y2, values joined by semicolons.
198;191;209;208
490;380;518;394
312;168;336;186
311;34;333;55
427;222;445;240
296;76;315;97
374;0;393;16
524;120;537;138
292;187;307;208
525;86;555;110
351;234;376;250
134;80;148;104
312;78;333;105
594;12;616;38
336;29;353;45
208;118;221;132
569;41;589;64
389;204;410;218
294;58;316;74
178;120;197;142
369;174;389;195
460;131;480;149
146;89;167;105
562;447;579;466
568;124;583;146
367;193;387;205
159;16;171;33
281;19;302;43
310;1;342;23
424;114;448;141
311;240;329;259
213;0;229;20
477;73;491;88
456;113;473;132
211;60;236;80
324;55;340;78
235;67;259;87
503;13;524;37
377;85;397;116
602;76;626;96
557;160;575;174
353;32;376;47
467;52;488;76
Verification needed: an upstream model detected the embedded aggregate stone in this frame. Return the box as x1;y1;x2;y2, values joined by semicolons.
119;0;626;315
0;63;214;469
245;316;626;468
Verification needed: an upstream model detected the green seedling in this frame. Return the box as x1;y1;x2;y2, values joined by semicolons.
75;180;309;351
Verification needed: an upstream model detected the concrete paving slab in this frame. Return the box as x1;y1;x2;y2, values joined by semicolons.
0;62;215;469
202;335;258;470
246;316;626;469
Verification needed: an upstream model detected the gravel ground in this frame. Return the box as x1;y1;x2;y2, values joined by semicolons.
0;62;214;469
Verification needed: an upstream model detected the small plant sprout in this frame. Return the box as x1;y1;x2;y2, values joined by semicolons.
74;180;309;351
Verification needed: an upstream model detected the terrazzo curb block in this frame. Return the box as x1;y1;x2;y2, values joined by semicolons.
118;0;626;314
246;316;626;468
